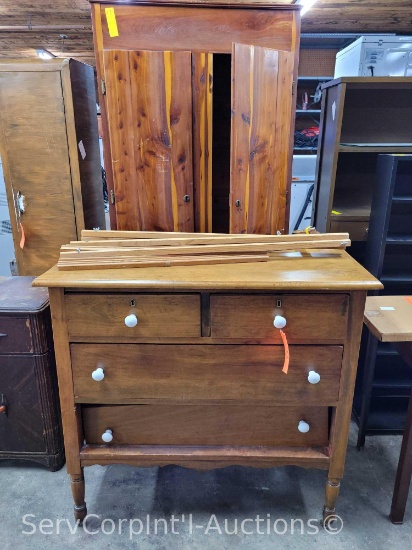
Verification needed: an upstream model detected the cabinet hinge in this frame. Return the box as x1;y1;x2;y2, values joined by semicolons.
110;190;115;205
101;79;106;96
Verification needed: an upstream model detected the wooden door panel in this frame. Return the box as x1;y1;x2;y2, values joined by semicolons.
103;50;194;231
0;70;77;275
0;356;46;453
192;52;213;233
230;44;294;234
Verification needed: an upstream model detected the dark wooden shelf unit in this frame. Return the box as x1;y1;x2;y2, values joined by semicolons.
354;155;412;445
314;77;412;242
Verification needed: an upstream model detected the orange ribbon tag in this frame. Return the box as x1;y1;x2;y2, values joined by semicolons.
403;296;412;306
19;223;25;249
280;329;289;374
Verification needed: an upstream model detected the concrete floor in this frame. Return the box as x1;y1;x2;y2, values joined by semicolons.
1;422;411;550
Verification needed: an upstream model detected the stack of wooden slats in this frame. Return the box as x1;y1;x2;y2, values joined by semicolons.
56;231;351;271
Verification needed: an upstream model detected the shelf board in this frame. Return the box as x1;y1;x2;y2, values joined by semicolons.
376;348;398;357
330;202;371;222
381;273;412;284
392;196;412;204
339;144;412;153
293;147;317;151
372;380;412;390
298;76;333;81
296;109;321;114
386;235;412;245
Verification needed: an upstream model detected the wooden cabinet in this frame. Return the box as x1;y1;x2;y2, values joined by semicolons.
34;251;381;521
90;0;300;234
0;59;105;276
355;155;412;444
314;77;412;241
0;277;64;470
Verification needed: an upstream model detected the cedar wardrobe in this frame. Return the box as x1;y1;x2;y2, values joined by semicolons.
90;0;301;233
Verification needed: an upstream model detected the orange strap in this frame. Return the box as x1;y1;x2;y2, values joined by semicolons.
19;223;25;249
280;329;290;374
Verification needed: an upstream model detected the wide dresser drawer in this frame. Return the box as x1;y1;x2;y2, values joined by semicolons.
71;344;342;404
65;294;201;339
82;404;329;447
210;294;349;343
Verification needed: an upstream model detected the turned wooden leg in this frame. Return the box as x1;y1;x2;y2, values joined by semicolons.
71;471;87;522
323;478;341;525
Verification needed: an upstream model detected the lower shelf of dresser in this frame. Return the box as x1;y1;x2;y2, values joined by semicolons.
79;445;331;470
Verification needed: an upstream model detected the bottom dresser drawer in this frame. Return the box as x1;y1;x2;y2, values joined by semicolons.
82;405;329;447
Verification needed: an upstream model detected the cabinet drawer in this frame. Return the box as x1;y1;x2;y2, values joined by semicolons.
0;316;33;354
65;294;201;339
72;344;342;405
210;294;348;343
82;404;329;447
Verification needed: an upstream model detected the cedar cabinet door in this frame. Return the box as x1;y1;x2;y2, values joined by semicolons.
103;50;194;231
230;44;294;234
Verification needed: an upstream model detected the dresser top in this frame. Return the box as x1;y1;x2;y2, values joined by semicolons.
33;250;382;291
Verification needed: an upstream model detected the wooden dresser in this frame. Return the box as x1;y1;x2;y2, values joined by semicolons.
33;251;381;522
0;277;64;470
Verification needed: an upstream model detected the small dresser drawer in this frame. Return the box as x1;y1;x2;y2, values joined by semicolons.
71;344;342;405
0;316;33;354
210;294;349;343
65;294;201;339
82;404;329;447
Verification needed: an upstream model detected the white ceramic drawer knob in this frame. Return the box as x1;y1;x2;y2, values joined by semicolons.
308;370;321;384
298;420;310;433
92;367;104;381
273;315;287;329
125;313;138;328
102;429;113;443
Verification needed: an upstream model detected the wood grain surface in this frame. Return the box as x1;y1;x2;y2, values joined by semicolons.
65;293;201;338
210;294;349;343
192;52;213;232
103;49;194;231
71;343;342;404
99;6;295;53
0;69;77;275
82;403;329;446
33;250;383;290
80;443;330;470
230;44;294;234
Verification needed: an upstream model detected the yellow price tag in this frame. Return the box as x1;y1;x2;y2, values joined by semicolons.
331;210;342;215
105;7;119;38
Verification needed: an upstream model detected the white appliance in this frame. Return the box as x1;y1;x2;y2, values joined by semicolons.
289;155;316;233
334;36;412;78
